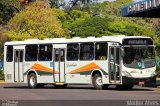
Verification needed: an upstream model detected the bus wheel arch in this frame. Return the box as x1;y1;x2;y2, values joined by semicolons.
91;70;108;90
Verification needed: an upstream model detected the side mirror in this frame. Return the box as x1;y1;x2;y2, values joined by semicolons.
121;47;125;57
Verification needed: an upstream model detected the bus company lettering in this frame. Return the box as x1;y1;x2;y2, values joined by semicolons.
23;63;30;66
66;63;77;67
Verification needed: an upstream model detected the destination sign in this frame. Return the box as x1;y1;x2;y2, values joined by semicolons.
123;38;153;45
128;40;147;45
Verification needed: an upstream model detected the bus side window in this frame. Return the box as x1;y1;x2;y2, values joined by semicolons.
95;43;108;60
80;43;94;60
67;44;79;61
6;46;13;62
38;45;52;61
25;45;38;61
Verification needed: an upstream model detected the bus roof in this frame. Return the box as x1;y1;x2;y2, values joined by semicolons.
4;35;152;46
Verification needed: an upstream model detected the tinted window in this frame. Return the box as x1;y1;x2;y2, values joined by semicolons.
38;45;52;61
6;46;13;62
25;45;38;61
95;43;108;60
80;43;94;60
55;49;59;62
15;51;23;62
54;49;65;62
67;44;79;61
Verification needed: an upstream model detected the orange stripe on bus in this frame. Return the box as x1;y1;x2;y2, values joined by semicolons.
68;62;100;74
31;63;53;73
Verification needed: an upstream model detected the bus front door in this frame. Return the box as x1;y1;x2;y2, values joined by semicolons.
109;45;121;84
14;50;24;82
54;48;65;84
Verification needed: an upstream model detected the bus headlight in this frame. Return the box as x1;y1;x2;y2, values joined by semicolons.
122;71;132;78
151;71;157;77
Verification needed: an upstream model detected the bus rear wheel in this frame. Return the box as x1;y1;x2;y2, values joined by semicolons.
92;73;109;90
28;73;38;89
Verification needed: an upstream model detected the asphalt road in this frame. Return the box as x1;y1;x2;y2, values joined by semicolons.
0;83;160;106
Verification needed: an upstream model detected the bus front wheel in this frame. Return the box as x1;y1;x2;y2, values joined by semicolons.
92;73;109;90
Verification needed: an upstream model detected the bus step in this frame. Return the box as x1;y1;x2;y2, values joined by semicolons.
55;82;65;85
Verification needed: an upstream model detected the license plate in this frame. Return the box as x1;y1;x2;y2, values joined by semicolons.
139;81;144;85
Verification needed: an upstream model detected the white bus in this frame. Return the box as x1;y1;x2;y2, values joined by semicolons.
4;35;157;90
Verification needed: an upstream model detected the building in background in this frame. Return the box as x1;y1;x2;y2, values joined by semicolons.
121;0;160;18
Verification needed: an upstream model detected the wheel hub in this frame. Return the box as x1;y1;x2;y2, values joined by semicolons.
96;77;102;86
30;76;35;86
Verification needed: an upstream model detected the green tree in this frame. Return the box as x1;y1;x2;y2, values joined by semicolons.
0;26;8;58
6;1;65;40
53;9;91;37
0;0;21;25
108;18;159;44
0;70;4;80
82;0;132;16
72;0;159;44
69;16;112;37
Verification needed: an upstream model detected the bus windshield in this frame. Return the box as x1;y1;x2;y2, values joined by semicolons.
123;46;155;68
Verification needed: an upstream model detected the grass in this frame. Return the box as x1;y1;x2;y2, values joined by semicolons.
0;80;5;83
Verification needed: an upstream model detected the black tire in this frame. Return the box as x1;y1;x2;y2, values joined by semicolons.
54;84;68;89
28;73;38;89
116;84;134;90
92;73;109;90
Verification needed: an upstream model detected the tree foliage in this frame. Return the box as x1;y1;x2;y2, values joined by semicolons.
6;1;65;40
69;16;112;37
66;0;159;44
107;18;158;43
0;26;8;57
52;9;91;37
0;70;4;80
0;0;21;25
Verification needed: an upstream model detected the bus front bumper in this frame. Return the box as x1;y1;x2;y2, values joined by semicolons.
122;75;157;86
